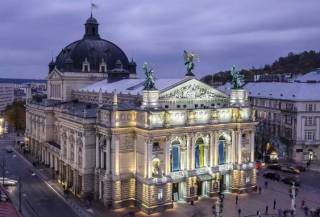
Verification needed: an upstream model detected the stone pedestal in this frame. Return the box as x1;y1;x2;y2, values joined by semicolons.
230;89;248;107
141;90;160;109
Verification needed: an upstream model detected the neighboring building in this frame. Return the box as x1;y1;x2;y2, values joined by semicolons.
294;69;320;83
253;74;292;82
244;81;320;162
25;15;257;214
0;84;14;113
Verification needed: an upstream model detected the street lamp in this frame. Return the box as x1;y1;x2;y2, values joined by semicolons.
290;182;298;214
215;199;221;217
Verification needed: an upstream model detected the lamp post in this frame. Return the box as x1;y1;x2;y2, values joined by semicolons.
290;182;297;214
18;176;22;213
215;199;220;217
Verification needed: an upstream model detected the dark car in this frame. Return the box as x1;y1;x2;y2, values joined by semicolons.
267;164;281;170
281;177;300;186
281;166;300;174
263;172;281;181
294;165;306;172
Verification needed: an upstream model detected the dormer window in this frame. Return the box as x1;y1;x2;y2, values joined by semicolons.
82;57;90;72
115;59;123;69
99;58;107;72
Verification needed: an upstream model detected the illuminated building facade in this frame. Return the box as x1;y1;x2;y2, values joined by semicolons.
25;15;257;214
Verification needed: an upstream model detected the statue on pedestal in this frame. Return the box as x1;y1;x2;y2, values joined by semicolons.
143;62;156;90
184;50;199;76
230;65;244;89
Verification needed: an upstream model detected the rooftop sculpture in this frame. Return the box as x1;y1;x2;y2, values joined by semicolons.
143;62;156;90
183;50;199;76
230;65;244;89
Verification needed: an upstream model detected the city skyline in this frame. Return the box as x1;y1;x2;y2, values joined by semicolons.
0;0;320;79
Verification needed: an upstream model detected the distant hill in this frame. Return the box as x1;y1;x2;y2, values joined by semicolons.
202;50;320;85
0;78;46;84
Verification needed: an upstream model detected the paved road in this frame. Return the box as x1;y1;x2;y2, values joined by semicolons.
0;138;78;217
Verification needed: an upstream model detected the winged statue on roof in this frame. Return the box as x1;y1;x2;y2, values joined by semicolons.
143;62;156;90
230;65;244;89
183;50;199;76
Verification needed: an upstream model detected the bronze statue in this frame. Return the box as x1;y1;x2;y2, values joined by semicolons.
183;50;199;76
143;62;156;90
230;65;244;89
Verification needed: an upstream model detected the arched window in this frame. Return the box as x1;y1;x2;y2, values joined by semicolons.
171;141;180;172
195;138;206;168
218;135;226;165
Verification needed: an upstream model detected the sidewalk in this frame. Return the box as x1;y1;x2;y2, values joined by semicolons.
14;149;98;217
309;160;320;172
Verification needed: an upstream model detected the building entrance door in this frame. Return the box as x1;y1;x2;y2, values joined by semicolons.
172;183;179;201
201;181;209;196
220;174;231;192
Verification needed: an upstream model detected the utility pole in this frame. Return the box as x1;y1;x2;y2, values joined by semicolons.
19;176;22;213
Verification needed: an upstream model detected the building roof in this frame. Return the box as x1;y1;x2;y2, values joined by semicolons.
216;82;232;95
294;69;320;83
53;15;135;75
80;78;183;95
244;82;320;101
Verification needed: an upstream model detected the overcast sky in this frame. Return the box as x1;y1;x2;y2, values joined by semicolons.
0;0;319;79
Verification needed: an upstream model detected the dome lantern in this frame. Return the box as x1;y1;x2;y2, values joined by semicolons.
84;14;100;39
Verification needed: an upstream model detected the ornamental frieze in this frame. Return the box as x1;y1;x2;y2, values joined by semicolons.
160;83;226;100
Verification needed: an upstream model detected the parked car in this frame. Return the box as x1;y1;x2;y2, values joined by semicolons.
0;177;18;186
267;164;281;170
281;177;300;186
294;165;306;172
5;146;13;153
281;166;300;174
263;172;281;181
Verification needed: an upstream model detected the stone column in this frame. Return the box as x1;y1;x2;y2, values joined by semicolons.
250;130;255;162
113;135;120;176
209;132;214;167
95;135;100;168
106;136;111;174
144;140;148;178
231;130;236;164
238;130;242;164
186;135;190;170
100;150;104;169
214;132;219;166
191;134;195;170
147;142;153;178
165;139;170;175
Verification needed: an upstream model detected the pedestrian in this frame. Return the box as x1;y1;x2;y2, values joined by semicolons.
273;199;277;209
265;205;269;214
301;199;306;208
264;180;268;189
238;208;241;217
257;210;261;217
236;194;239;205
259;186;262;194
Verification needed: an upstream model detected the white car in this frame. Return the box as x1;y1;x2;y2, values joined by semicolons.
0;177;18;186
5;146;13;153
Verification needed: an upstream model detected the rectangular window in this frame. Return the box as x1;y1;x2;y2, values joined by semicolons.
306;104;314;112
305;117;314;126
304;131;315;141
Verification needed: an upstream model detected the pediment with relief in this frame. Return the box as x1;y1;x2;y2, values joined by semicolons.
160;79;228;100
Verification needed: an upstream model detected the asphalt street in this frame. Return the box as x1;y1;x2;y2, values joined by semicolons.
0;136;78;217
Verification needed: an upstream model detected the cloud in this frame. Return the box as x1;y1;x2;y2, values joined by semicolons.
0;0;319;79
